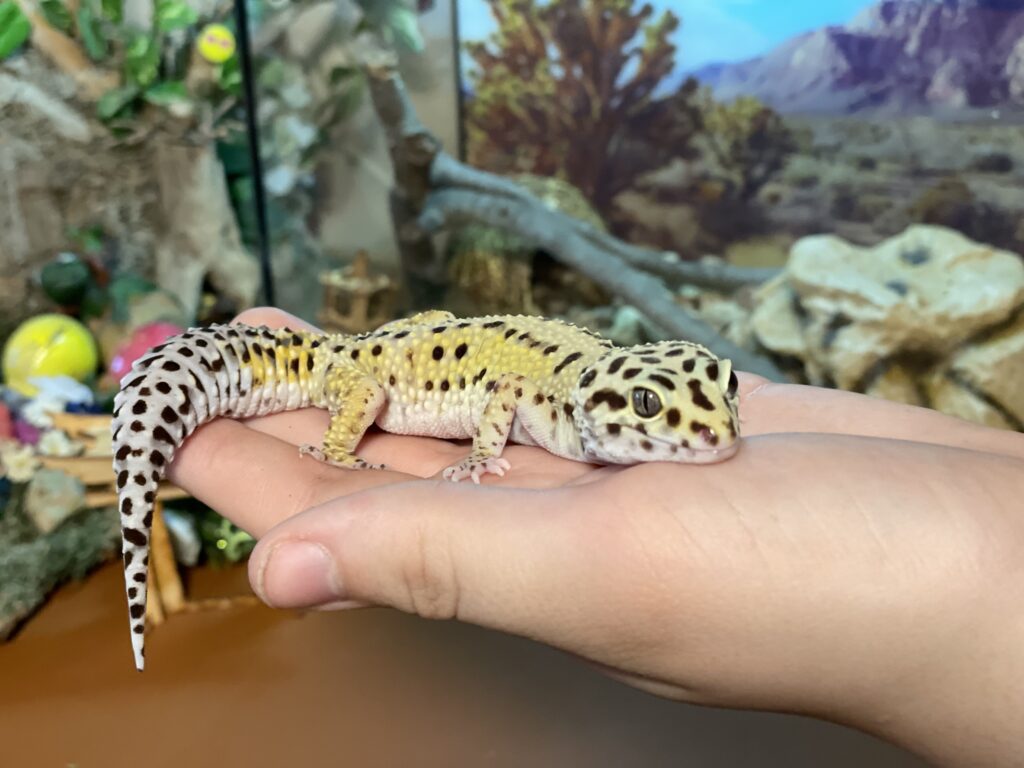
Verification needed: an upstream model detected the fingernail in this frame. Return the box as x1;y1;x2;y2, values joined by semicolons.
257;541;342;608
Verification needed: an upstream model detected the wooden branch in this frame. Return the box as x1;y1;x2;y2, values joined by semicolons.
14;0;118;101
363;51;447;302
430;153;780;291
413;189;783;380
363;60;785;380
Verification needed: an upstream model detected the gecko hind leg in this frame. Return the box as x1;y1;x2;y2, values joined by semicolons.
300;372;387;471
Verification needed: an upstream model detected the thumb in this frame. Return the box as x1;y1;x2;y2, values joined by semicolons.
247;479;598;640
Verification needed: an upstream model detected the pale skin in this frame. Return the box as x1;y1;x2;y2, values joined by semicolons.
168;308;1024;767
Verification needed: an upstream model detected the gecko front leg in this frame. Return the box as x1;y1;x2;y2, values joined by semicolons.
300;367;387;471
442;374;553;484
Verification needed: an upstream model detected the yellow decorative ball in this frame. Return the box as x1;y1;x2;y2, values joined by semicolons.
197;23;236;64
2;314;99;396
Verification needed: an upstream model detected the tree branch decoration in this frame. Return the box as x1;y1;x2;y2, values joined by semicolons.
363;54;786;381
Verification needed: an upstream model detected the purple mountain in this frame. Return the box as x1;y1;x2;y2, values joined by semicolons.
694;0;1024;114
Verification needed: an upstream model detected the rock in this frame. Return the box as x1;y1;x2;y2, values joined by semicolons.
0;440;39;483
36;429;82;458
24;468;86;534
606;306;646;347
750;224;1024;430
776;225;1023;390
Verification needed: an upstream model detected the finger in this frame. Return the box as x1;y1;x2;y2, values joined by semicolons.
247;479;602;643
735;373;1024;459
166;419;415;536
232;306;320;332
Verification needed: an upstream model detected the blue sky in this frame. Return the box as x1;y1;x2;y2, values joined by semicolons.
458;0;871;72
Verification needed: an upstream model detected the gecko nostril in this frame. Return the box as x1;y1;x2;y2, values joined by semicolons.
699;426;719;446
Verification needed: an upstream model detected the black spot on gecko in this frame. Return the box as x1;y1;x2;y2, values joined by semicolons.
606;423;622;436
290;358;300;373
393;330;410;339
117;470;129;489
123;527;147;546
124;551;133;566
563;403;574;417
682;359;696;373
144;491;155;503
486;380;497;392
351;349;360;359
687;380;715;411
143;510;153;527
640;439;654;451
211;358;224;373
306;356;314;371
665;348;685;357
161;406;179;423
640;356;661;364
372;345;383;356
162;360;180;372
128;587;137;599
622;368;641;380
455;343;468;359
127;375;146;388
292;334;304;346
179;348;194;358
130;603;145;619
590;390;628;410
483;320;504;328
152;425;175;444
459;377;467;389
441;380;450;391
116;446;131;461
554;351;583;375
649;374;675;391
514;387;523;398
150;450;165;467
607;357;627;374
579;369;597;388
457;322;471;329
425;381;434;391
432;326;447;334
432;346;444;361
134;473;146;486
134;571;147;583
504;328;517;339
389;375;396;386
533;393;545;405
130;420;145;432
666;408;681;427
706;362;719;381
196;339;209;348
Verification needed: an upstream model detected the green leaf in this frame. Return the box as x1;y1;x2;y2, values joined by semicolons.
0;1;31;61
155;0;198;32
217;55;241;96
124;34;159;86
384;5;423;53
77;7;108;61
143;80;189;106
39;0;72;31
96;84;139;121
100;0;122;23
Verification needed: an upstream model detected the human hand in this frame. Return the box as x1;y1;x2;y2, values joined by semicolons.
168;308;1024;766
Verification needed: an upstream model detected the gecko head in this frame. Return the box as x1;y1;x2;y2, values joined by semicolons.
571;341;740;465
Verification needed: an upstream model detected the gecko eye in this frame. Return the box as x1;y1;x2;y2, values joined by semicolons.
727;371;738;399
631;387;662;418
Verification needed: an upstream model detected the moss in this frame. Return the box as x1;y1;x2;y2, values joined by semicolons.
0;494;119;640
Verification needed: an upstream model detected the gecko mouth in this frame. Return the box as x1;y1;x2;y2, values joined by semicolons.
622;425;740;464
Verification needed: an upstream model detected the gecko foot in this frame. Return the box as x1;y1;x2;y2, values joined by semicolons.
299;444;386;471
442;456;512;484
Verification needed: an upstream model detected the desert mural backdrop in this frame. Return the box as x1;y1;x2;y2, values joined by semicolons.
458;0;1024;265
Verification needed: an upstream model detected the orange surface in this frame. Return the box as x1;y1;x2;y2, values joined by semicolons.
0;563;924;767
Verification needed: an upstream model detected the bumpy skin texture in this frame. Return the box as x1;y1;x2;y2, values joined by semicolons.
111;311;741;670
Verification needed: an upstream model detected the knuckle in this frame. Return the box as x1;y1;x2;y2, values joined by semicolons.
400;518;460;621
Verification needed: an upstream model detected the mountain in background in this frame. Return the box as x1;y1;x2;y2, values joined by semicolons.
694;0;1024;114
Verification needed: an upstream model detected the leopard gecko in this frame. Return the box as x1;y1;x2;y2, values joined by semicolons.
112;310;741;670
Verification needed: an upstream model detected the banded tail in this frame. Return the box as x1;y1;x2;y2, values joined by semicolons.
111;323;329;670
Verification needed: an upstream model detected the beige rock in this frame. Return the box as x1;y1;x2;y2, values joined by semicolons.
946;310;1024;429
782;225;1024;389
863;363;924;407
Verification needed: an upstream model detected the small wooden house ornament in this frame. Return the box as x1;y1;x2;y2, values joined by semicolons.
317;251;397;334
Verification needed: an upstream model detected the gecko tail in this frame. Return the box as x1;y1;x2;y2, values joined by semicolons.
111;323;328;670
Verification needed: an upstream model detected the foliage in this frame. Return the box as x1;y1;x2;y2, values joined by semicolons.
464;0;704;217
0;1;30;60
698;92;799;204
